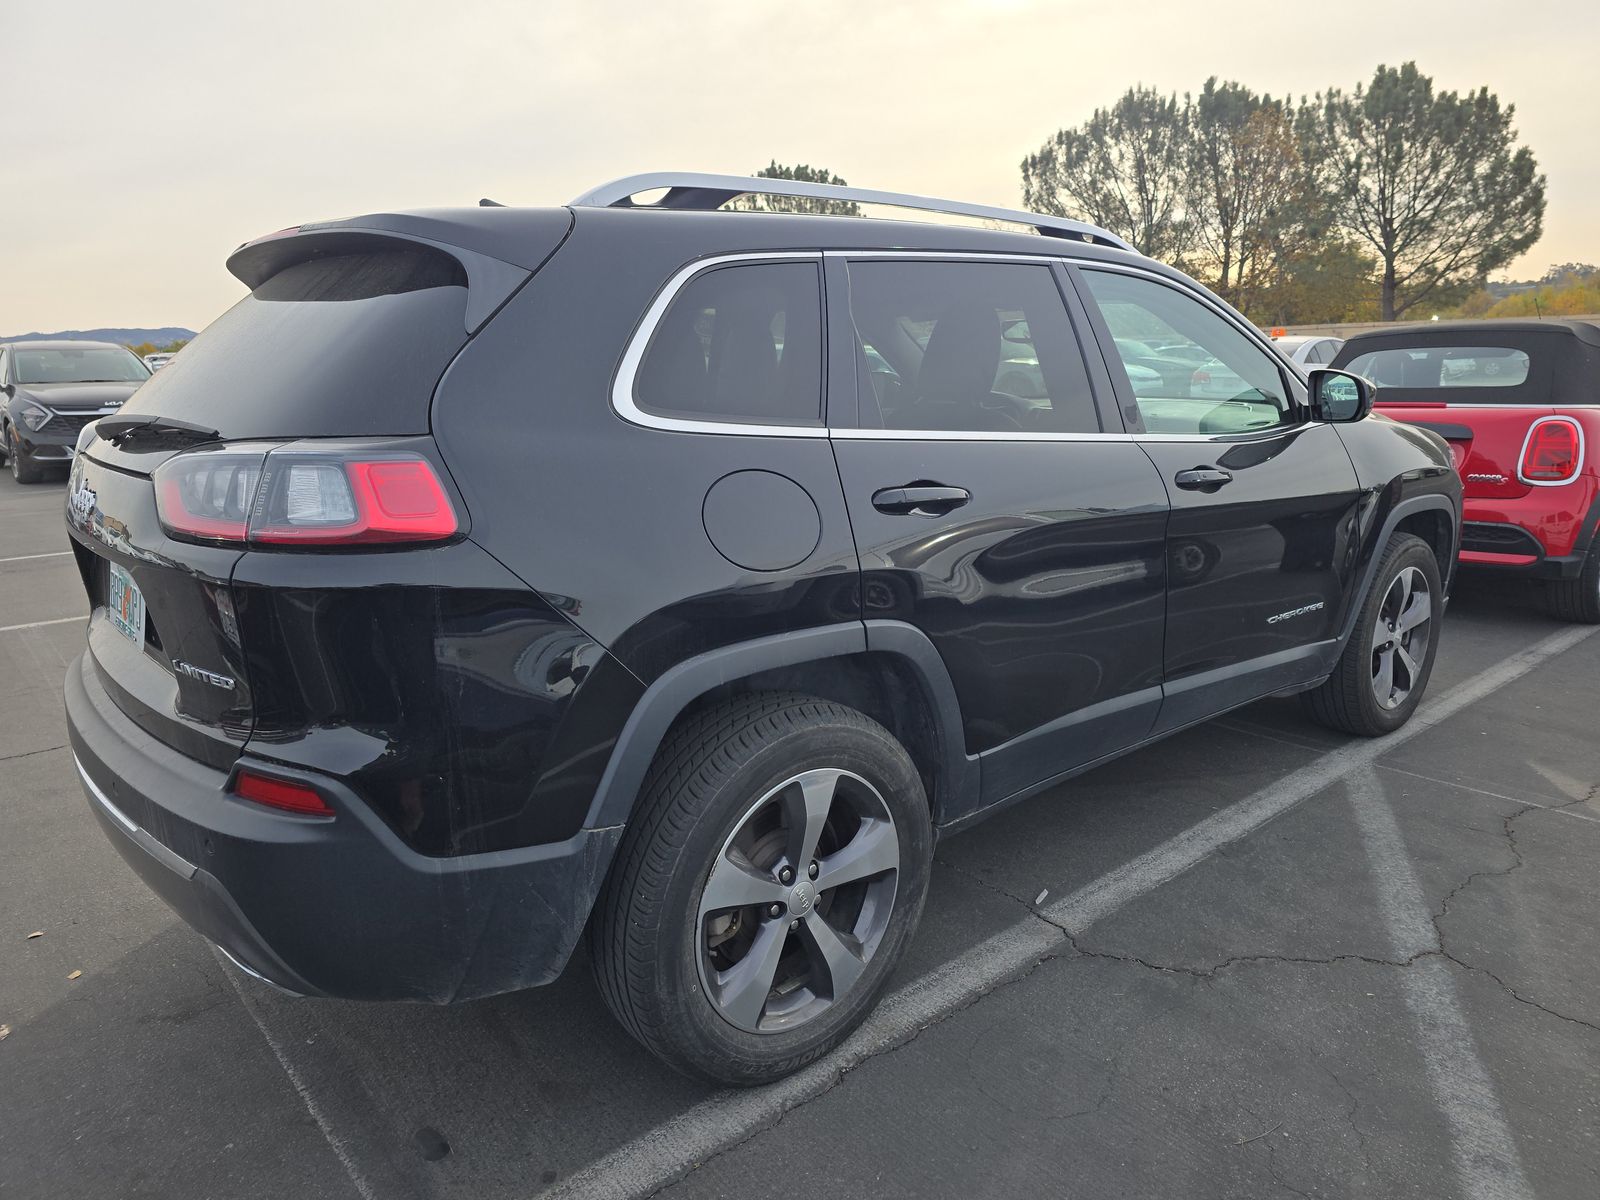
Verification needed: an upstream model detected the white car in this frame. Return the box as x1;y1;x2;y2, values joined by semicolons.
1270;334;1344;367
142;353;176;371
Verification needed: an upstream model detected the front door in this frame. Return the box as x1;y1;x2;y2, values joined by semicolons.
829;256;1171;813
1073;266;1364;731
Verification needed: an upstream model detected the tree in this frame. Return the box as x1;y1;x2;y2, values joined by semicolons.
1317;63;1545;320
1021;86;1190;259
729;162;859;216
1184;80;1313;314
1253;238;1379;325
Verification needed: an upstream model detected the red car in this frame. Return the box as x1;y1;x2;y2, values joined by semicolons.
1331;320;1600;622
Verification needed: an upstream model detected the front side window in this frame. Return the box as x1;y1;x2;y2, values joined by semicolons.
1343;346;1532;391
14;346;150;385
1080;270;1292;436
634;261;823;426
845;260;1099;434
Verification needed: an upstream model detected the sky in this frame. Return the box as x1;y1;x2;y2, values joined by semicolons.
6;0;1596;334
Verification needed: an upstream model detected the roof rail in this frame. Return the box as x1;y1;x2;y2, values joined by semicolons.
569;172;1136;253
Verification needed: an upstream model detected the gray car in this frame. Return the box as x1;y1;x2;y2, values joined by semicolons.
0;340;148;482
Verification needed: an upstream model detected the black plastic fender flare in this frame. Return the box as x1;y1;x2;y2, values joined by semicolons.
1336;492;1459;651
581;620;976;831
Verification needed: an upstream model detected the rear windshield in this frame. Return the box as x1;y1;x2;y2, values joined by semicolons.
110;246;469;438
16;346;149;384
1344;346;1531;390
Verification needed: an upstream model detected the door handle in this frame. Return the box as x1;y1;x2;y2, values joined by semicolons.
871;484;972;516
1173;467;1233;491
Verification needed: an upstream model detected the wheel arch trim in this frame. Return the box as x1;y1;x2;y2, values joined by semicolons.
1338;492;1459;650
581;621;975;831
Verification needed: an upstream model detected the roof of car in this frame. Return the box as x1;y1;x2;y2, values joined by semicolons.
3;339;129;351
1344;319;1600;348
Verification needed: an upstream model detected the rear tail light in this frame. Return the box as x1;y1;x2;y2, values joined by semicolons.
232;768;334;817
1191;368;1212;387
1518;417;1583;484
155;448;458;546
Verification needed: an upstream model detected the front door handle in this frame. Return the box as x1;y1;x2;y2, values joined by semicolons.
871;484;972;516
1173;467;1233;491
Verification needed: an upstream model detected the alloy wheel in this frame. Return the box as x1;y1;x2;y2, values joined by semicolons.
696;768;899;1035
1371;565;1432;710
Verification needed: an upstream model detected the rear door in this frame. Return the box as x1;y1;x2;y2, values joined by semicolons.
1073;265;1363;731
828;254;1170;810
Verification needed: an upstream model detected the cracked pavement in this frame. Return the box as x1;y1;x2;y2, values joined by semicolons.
1;474;1597;1200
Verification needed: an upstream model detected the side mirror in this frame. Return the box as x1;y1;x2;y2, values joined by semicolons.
1308;368;1374;423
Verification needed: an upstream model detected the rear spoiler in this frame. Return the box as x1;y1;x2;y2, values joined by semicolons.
225;208;573;335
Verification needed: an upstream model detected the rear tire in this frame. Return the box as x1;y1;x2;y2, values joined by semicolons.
1302;533;1442;737
589;692;932;1086
1544;542;1600;624
9;426;45;484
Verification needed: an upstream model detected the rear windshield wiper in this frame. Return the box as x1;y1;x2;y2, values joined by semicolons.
95;415;222;447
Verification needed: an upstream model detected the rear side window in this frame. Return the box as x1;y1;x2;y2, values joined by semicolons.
845;260;1100;434
1344;346;1531;390
634;262;823;426
110;244;470;439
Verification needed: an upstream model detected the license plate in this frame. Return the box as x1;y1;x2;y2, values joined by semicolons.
108;563;145;645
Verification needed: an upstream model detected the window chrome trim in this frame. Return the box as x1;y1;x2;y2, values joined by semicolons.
611;249;1324;444
610;251;829;438
830;428;1132;442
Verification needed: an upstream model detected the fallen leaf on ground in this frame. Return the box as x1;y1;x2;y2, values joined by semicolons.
67;970;83;981
26;931;43;940
0;1024;10;1040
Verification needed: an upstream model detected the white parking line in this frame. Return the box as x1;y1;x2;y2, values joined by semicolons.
215;948;379;1200
0;550;71;565
0;615;84;634
550;622;1598;1200
1348;767;1532;1200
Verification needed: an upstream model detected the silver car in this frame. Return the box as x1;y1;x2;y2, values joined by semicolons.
1271;334;1345;367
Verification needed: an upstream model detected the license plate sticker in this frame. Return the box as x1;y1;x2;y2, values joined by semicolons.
108;563;145;646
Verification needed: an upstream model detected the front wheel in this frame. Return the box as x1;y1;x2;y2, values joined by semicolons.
9;426;45;484
1302;533;1442;736
589;692;932;1085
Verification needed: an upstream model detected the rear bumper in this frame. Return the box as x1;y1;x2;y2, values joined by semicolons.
65;651;621;1003
1457;489;1600;581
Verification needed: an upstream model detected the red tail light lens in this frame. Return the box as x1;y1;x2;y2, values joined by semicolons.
1191;368;1212;388
232;769;334;817
1519;418;1583;484
250;457;458;544
155;449;458;546
154;451;265;543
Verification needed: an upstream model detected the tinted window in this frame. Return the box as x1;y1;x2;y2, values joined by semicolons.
1081;270;1290;435
635;262;822;425
112;245;469;438
14;346;149;384
845;260;1099;433
1344;346;1531;390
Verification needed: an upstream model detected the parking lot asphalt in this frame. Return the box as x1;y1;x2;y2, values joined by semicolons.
1;467;1596;1200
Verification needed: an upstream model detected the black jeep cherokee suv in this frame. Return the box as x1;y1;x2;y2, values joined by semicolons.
63;174;1460;1084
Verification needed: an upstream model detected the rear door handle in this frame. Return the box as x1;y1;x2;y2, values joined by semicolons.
1173;467;1233;491
871;485;972;516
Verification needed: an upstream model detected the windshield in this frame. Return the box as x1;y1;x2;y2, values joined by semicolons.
15;346;150;384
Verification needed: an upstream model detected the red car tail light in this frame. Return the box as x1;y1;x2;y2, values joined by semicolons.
232;769;334;817
1519;417;1583;484
155;449;458;546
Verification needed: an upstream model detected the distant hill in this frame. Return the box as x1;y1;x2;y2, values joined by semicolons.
0;327;196;346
